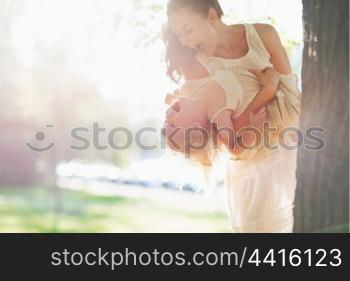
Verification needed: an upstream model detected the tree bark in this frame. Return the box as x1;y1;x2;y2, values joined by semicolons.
295;0;349;232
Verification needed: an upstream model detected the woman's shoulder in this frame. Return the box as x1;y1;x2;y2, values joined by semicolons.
228;23;275;33
228;23;276;39
251;23;279;52
252;23;276;32
228;23;276;51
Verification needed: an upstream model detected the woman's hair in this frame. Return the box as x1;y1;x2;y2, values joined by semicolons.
164;0;224;83
167;0;224;19
163;27;196;83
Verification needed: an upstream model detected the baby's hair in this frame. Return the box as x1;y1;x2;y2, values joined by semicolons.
163;123;225;191
163;120;226;167
165;125;213;165
167;0;224;19
163;27;196;83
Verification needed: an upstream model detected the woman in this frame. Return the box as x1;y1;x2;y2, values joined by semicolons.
164;0;300;233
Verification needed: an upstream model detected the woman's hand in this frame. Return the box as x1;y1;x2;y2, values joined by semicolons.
232;67;279;132
233;107;267;137
249;67;281;93
249;106;267;130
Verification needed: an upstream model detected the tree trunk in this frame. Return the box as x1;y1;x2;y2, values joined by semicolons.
295;0;349;232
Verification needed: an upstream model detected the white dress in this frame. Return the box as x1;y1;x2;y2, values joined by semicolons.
195;24;301;233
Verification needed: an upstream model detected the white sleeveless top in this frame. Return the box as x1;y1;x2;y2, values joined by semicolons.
179;69;244;118
196;24;273;74
180;69;263;122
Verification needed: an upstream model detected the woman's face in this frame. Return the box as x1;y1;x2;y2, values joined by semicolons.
168;7;218;57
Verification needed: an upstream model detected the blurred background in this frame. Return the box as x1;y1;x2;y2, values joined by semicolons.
1;0;305;232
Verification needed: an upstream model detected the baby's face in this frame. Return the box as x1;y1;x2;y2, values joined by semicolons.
163;56;210;152
166;97;200;129
164;97;207;151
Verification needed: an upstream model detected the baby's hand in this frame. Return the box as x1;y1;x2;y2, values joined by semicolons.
165;89;180;105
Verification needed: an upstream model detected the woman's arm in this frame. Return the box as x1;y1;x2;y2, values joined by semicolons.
233;67;280;132
204;84;267;156
233;24;292;131
255;23;293;75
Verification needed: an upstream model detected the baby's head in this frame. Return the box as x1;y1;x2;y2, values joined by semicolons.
163;111;214;166
162;94;224;166
167;0;223;57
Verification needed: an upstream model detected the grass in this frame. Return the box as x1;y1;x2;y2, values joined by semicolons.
0;185;230;233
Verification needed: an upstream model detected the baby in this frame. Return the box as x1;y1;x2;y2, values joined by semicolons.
164;59;271;163
162;31;301;165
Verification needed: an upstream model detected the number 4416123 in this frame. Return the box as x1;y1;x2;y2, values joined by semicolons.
247;249;342;267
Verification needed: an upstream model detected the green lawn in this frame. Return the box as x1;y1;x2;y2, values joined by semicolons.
1;186;346;233
0;186;230;233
